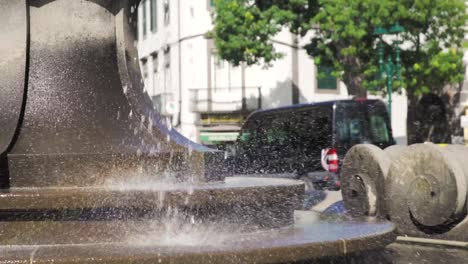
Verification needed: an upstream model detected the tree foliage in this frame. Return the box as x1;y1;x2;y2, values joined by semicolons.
212;0;318;66
212;0;467;97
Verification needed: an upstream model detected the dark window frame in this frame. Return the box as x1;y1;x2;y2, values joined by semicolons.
163;0;170;25
142;0;147;38
150;0;157;33
316;65;339;93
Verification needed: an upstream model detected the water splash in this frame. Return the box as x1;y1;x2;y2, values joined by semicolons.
127;216;245;247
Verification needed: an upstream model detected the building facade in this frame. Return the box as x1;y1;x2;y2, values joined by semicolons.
137;0;408;147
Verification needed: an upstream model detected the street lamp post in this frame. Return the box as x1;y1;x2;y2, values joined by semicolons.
373;22;405;119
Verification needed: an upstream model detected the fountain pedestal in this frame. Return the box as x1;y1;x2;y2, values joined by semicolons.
1;0;223;187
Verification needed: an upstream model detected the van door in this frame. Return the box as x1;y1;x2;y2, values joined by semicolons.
235;116;264;173
265;113;300;173
293;107;333;174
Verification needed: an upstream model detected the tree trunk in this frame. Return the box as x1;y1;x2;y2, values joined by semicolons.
442;84;464;144
407;86;462;145
406;92;420;145
343;72;367;97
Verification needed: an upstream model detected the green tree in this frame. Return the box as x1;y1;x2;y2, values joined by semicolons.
212;0;467;143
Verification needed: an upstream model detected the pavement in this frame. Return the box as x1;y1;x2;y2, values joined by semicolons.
302;191;468;264
298;242;468;264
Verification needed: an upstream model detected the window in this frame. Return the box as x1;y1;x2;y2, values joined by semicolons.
211;50;235;90
164;47;171;92
335;102;392;152
367;102;392;144
150;0;157;32
336;104;367;147
141;58;148;91
342;119;362;140
214;54;225;70
163;0;170;25
152;53;159;74
370;115;390;143
208;0;215;10
152;53;158;94
142;0;147;38
164;47;170;69
317;65;337;90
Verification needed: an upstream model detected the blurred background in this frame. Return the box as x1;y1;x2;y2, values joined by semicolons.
135;0;468;150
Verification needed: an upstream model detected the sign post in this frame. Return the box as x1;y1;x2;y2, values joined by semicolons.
373;22;405;119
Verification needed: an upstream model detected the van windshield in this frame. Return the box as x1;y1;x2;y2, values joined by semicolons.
335;101;392;150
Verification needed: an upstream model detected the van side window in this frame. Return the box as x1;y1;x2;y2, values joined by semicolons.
336;118;364;143
335;103;368;147
370;115;390;143
367;102;392;144
336;102;392;149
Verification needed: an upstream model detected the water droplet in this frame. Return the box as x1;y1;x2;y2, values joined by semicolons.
140;115;146;129
188;146;193;156
158;191;165;208
148;119;153;134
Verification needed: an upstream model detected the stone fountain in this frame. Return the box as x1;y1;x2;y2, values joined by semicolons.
0;0;395;263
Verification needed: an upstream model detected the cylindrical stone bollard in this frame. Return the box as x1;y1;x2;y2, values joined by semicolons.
341;144;406;217
384;145;407;161
444;144;468;216
386;143;467;236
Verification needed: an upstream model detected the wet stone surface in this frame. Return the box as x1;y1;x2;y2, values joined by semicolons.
0;211;396;263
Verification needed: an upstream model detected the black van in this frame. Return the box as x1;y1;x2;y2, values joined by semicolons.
226;99;395;190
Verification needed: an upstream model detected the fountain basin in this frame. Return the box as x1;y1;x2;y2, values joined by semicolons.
0;211;396;263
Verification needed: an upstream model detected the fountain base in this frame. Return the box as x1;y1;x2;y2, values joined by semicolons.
0;211;395;263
